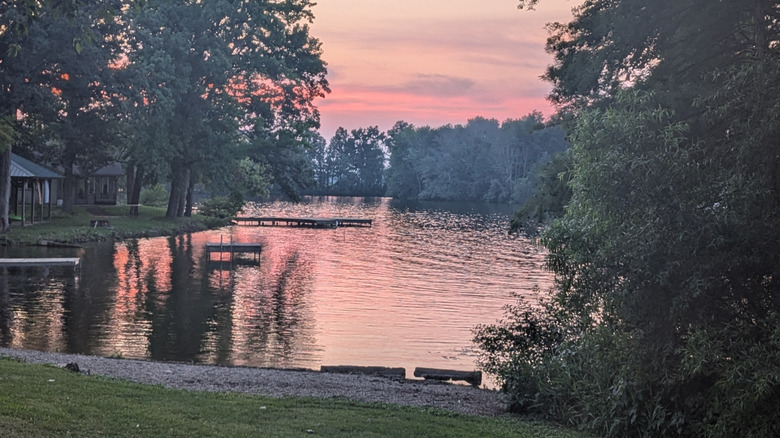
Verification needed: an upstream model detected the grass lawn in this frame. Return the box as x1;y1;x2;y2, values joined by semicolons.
0;358;587;438
0;205;228;246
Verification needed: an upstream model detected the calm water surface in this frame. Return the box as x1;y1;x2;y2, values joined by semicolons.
0;197;552;383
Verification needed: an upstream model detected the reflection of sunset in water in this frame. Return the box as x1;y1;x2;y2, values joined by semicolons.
1;197;552;385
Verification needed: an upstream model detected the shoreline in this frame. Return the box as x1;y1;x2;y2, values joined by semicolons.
0;347;507;417
1;205;228;247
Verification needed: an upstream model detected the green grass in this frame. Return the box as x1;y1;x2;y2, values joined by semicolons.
1;206;228;246
0;358;587;438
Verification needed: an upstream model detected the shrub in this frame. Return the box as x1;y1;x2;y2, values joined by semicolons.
139;184;169;207
197;192;244;218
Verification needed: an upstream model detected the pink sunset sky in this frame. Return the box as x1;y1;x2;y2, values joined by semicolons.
308;0;581;139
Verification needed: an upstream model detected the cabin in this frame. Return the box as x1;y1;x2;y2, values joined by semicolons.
51;162;125;206
74;162;124;205
9;153;63;224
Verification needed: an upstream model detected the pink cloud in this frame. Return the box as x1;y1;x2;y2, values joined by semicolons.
317;84;553;138
310;0;581;136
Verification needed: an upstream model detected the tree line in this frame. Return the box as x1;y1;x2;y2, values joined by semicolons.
0;0;328;228
476;1;780;437
0;0;568;233
304;114;568;203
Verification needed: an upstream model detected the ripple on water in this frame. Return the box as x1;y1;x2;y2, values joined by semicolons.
1;197;553;387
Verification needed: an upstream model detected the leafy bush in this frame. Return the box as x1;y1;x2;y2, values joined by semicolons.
139;183;169;207
197;192;244;219
487;1;780;436
480;89;780;437
475;297;690;436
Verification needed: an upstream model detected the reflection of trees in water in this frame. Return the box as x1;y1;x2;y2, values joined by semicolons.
0;267;10;345
0;266;72;352
0;232;314;367
121;239;145;301
71;235;211;363
146;234;216;363
64;243;116;354
205;245;318;368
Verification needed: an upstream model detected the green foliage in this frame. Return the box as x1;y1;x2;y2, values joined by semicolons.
5;0;125;212
0;116;17;152
480;1;780;436
247;132;316;201
474;294;568;388
385;115;568;203
197;193;245;219
139;183;169;208
510;150;573;234
232;157;272;198
309;126;387;196
1;0;329;218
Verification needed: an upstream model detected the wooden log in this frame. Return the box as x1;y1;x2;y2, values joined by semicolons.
320;365;406;378
413;367;482;386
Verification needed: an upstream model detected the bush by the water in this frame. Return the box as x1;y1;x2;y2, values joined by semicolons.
197;193;245;218
475;0;780;434
476;89;780;438
139;184;169;207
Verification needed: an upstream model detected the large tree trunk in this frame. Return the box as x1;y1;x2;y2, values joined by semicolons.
177;168;189;218
166;165;188;218
166;174;181;219
127;164;144;217
0;148;11;233
61;157;76;214
126;164;135;208
184;173;195;217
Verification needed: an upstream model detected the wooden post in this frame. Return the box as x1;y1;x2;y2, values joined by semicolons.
30;179;35;225
20;180;26;226
321;365;406;379
229;234;234;272
413;368;482;386
48;180;53;221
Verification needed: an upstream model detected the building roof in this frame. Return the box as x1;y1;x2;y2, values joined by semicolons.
93;162;124;177
10;153;63;179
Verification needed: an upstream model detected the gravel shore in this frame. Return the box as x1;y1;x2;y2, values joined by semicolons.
0;348;506;416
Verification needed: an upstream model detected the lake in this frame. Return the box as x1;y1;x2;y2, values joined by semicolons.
0;197;552;385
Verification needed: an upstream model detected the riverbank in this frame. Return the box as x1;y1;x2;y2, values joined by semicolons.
0;205;229;246
0;350;588;438
0;348;504;416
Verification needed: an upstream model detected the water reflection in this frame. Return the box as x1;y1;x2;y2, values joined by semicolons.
1;197;552;382
0;267;70;352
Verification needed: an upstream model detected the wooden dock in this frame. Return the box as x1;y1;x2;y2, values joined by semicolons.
0;258;81;269
205;242;262;261
233;217;372;228
206;243;262;254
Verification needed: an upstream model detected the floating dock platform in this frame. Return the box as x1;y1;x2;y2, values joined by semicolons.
0;258;81;270
206;243;262;255
233;217;372;228
205;242;262;262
